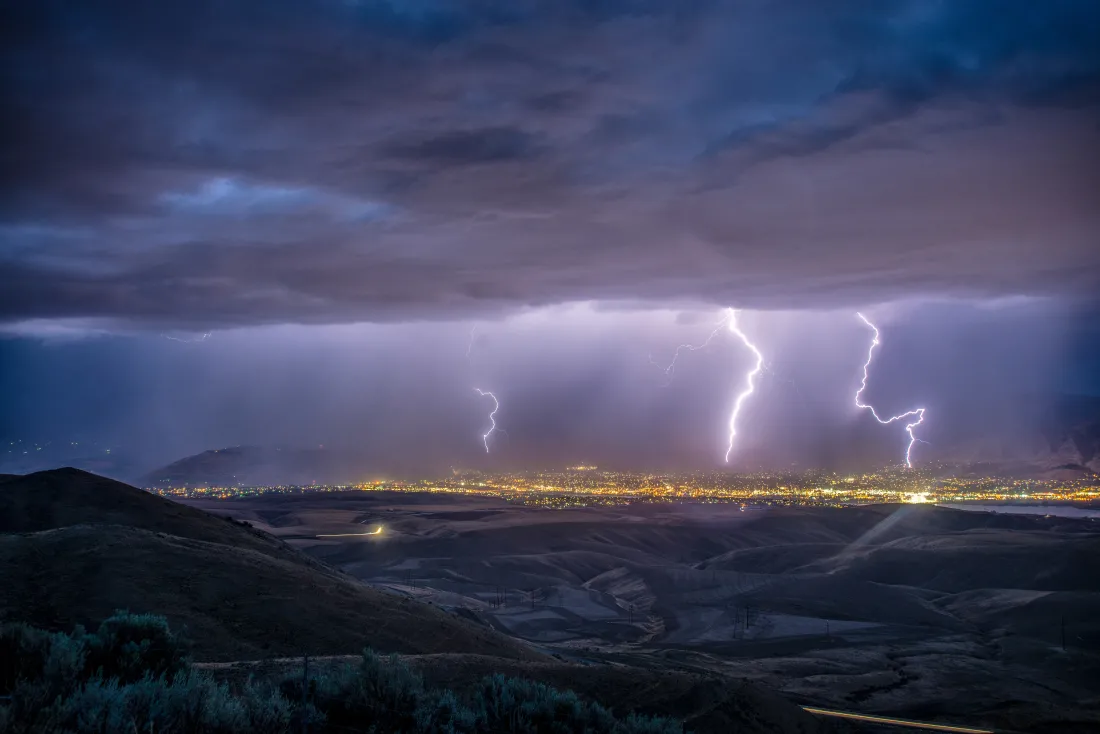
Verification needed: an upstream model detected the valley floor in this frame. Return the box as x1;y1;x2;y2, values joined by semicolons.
184;493;1100;733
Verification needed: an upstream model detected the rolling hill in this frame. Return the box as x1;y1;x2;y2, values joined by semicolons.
0;469;840;733
0;467;304;562
0;468;539;662
0;524;534;662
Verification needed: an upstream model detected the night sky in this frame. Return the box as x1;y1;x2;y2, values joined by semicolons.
2;2;1099;476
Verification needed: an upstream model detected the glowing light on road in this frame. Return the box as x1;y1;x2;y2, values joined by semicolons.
649;311;732;383
855;312;926;468
802;706;992;733
725;309;764;463
474;388;499;453
317;526;383;538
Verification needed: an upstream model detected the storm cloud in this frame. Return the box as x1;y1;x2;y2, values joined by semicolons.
2;0;1099;329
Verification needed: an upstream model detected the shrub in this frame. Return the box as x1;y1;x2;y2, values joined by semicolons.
476;674;680;734
479;673;616;733
0;619;682;734
308;649;427;731
616;713;684;734
83;610;189;683
300;651;680;734
0;623;67;694
413;688;481;733
0;622;87;732
50;671;250;733
240;679;301;734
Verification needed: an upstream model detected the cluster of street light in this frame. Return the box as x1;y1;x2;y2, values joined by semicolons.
147;465;1099;509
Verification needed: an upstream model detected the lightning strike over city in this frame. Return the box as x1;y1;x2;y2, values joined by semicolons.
855;313;928;468
5;4;1100;730
474;388;500;453
724;309;765;463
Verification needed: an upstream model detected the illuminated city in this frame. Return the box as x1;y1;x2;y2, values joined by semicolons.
148;466;1100;509
3;3;1099;732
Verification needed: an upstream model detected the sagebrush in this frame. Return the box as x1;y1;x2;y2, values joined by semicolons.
0;614;682;733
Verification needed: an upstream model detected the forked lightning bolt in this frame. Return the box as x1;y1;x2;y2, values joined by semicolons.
725;309;765;463
649;311;732;383
855;313;926;468
474;388;499;453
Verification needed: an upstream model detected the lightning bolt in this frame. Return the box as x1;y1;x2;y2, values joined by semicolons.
855;312;926;468
649;311;732;384
763;362;802;397
162;332;211;343
474;388;499;453
725;309;764;463
465;325;478;360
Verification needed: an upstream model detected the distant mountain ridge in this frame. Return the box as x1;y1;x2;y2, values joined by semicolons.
145;445;347;487
1041;397;1100;472
1006;395;1100;474
911;394;1100;475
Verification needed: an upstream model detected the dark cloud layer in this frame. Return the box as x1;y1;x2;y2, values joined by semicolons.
2;1;1099;327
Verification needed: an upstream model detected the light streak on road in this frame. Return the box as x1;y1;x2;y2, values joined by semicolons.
855;312;926;468
725;309;764;463
474;388;499;453
317;526;383;538
801;706;994;733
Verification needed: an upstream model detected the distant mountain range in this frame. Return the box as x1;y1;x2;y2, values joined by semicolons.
1041;395;1100;472
143;445;356;487
955;395;1100;475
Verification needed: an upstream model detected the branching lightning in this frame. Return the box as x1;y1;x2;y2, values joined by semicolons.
725;309;764;463
162;332;211;343
474;388;499;453
855;312;926;468
648;311;732;384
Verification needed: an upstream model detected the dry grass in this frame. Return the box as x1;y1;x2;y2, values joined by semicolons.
197;653;834;734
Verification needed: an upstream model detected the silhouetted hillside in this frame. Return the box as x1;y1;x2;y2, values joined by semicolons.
0;525;537;662
0;468;540;662
0;467;299;562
